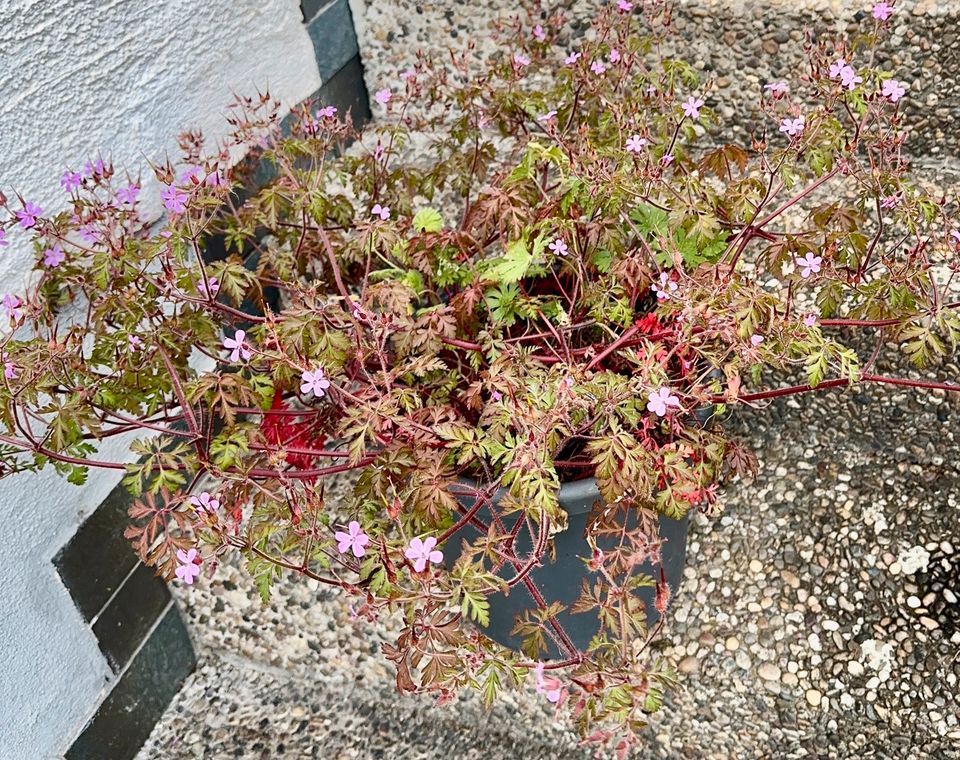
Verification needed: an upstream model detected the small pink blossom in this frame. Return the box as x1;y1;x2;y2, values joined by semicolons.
400;68;416;81
681;96;704;120
161;185;188;214
116;183;140;205
661;153;675;166
779;117;805;137
513;52;530;67
179;166;203;185
872;2;895;21
198;276;219;297
84;158;105;178
764;81;789;95
534;663;563;703
175;548;202;584
60;171;83;192
626;135;648;153
609;49;621;63
951;229;960;245
647;386;680;417
880;194;900;209
335;521;370;558
652;272;678;300
300;367;331;397
564;51;581;66
537;110;557;123
78;223;99;245
804;313;818;327
491;390;503;401
405;536;443;573
532;24;545;42
190;491;220;513
2;294;22;321
43;245;65;268
617;0;633;11
3;353;16;380
374;88;392;105
590;60;607;76
371;203;390;221
882;78;906;103
223;329;252;362
15;202;42;230
317;105;338;119
829;59;848;79
840;66;863;91
548;238;568;256
750;334;764;346
796;252;823;278
128;335;143;351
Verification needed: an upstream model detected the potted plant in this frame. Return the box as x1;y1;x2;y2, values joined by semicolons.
1;1;955;754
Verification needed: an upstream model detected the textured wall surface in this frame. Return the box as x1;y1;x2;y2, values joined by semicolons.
0;2;320;758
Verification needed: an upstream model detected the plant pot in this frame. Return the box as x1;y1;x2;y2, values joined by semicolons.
451;477;690;658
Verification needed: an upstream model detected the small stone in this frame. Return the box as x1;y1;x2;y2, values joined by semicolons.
807;633;822;652
749;559;763;573
918;616;939;631
678;656;699;674
726;636;740;651
848;660;865;677
805;688;822;707
757;662;781;681
906;595;922;609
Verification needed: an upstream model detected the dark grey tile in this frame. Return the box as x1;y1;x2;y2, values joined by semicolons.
305;0;360;82
301;0;335;23
66;605;196;760
312;55;372;130
54;480;139;622
92;562;171;674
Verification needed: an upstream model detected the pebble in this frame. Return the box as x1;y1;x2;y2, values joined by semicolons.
805;689;822;707
757;662;781;681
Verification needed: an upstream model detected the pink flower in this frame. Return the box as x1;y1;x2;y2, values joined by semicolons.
78;223;99;245
840;66;863;91
872;2;895;21
779;117;805;137
116;183;139;205
2;294;22;321
15;201;42;230
190;491;220;513
750;334;764;346
3;353;16;380
400;68;416;81
652;272;678;300
647;386;680;417
682;96;705;120
161;185;188;214
882;78;906;103
405;536;443;572
590;60;607;76
764;81;789;95
175;548;201;585
223;329;252;362
880;194;900;209
374;88;392;105
796;252;823;278
197;276;219;297
335;520;370;558
534;663;563;703
564;51;581;66
300;367;331;397
532;24;545;42
43;245;65;268
371;203;390;221
60;171;83;192
548;238;568;256
537;110;558;122
829;59;848;79
128;335;143;351
661;153;675;166
804;313;818;327
617;0;634;11
609;49;621;63
626;135;648;153
513;53;530;67
491;390;503;401
84;158;105;177
179;166;203;185
317;105;338;119
951;229;960;245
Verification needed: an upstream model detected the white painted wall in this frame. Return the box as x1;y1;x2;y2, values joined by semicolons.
0;2;321;758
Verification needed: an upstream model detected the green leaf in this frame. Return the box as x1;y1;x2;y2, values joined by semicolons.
486;238;532;284
412;207;443;233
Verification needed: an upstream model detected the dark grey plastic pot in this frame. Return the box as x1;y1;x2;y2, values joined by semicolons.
452;477;689;658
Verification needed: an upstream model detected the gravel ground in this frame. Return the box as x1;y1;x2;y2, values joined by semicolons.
139;3;960;758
